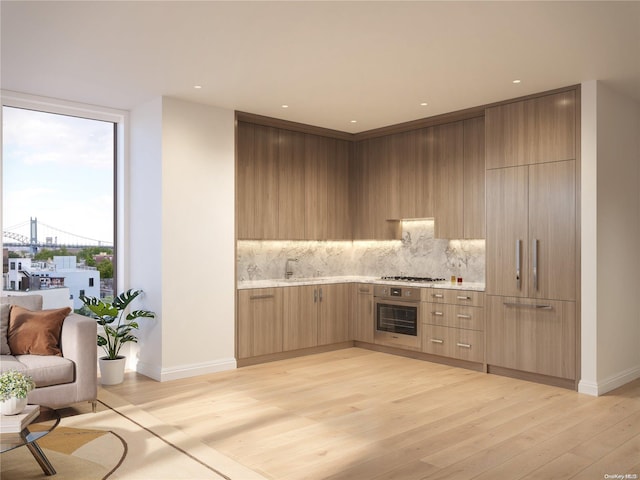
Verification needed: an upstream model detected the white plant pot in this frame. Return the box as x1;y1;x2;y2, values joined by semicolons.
0;396;28;415
99;356;127;385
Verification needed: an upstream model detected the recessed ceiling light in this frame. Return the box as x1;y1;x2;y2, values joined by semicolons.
193;85;202;89
420;102;428;106
281;104;289;108
350;120;357;124
512;79;521;84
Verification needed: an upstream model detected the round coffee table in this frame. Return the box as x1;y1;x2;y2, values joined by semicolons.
0;406;60;475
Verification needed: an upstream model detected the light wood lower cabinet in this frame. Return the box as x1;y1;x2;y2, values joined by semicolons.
350;283;374;343
486;295;576;380
422;289;485;364
237;288;283;359
239;284;350;361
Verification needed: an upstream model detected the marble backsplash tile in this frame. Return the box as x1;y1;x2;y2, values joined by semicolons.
237;219;485;283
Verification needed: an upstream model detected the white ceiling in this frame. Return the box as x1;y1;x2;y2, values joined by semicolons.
2;1;639;133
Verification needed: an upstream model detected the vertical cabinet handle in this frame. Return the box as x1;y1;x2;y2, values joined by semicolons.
532;239;538;291
314;289;318;303
515;239;521;290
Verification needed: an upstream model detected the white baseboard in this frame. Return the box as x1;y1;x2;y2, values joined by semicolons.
158;357;237;382
579;365;640;396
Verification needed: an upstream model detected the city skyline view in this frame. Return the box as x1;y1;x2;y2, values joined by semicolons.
2;106;115;247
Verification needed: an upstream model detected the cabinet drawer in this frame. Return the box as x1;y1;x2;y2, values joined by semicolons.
422;325;451;357
451;329;484;363
424;304;454;327
452;305;484;331
423;304;484;331
427;288;484;307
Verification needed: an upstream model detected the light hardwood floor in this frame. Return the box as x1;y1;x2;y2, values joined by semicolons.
106;348;640;480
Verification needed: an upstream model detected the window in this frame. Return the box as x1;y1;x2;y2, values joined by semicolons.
79;289;85;297
2;93;125;298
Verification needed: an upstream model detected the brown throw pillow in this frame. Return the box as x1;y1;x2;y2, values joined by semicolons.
8;305;71;356
1;303;11;355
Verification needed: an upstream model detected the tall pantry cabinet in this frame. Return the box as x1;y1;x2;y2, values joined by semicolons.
484;88;579;387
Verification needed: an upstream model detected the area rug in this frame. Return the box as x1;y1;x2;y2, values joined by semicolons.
1;389;266;480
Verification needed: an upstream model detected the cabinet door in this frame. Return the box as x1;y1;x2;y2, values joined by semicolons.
529;160;576;300
352;137;401;239
396;128;434;219
283;286;318;351
237;288;283;358
351;284;374;343
318;284;350;345
278;129;306;240
306;136;351;240
486;296;576;380
433;121;464;238
485;90;576;169
236;122;279;239
326;139;352;239
463;117;485;238
485;166;529;297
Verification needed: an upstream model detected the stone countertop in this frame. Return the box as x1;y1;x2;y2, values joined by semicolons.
238;276;485;291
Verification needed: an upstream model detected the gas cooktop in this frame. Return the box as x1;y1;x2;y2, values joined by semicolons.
380;276;446;283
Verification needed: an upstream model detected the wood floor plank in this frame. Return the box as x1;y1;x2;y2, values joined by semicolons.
106;348;640;480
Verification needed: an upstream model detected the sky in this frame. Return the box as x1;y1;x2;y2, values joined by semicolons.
2;106;114;246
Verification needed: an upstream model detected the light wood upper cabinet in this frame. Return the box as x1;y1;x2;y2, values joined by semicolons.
486;160;576;301
485;90;576;169
237;122;351;240
237;288;283;359
306;136;351;239
462;117;485;239
237;122;279;239
397;128;434;219
278;129;306;240
433;121;464;239
352;137;401;240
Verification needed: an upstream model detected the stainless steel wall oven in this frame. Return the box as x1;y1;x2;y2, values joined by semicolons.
374;285;423;349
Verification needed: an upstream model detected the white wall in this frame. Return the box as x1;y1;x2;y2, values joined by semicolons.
129;96;236;381
580;81;640;395
129;97;164;376
160;97;236;380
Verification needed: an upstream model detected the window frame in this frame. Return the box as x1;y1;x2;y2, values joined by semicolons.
1;90;128;294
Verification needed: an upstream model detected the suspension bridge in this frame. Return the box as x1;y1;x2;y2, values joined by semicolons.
2;218;113;252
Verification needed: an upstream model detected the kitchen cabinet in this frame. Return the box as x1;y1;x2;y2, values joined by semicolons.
278;129;307;239
318;283;351;345
352;136;401;240
283;285;318;350
486;160;576;301
486;296;576;380
237;122;279;239
237;288;283;359
462;117;485;238
350;283;374;343
396;128;434;219
422;289;485;363
237;122;352;240
433;121;464;239
305;136;351;239
433;118;485;239
485;90;576;170
283;283;350;351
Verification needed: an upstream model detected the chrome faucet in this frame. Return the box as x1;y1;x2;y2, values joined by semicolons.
285;258;298;279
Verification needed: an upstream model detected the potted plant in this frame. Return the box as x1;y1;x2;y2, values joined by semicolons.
80;289;155;385
0;370;36;415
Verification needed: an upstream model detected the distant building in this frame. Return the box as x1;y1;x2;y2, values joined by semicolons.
4;255;100;309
